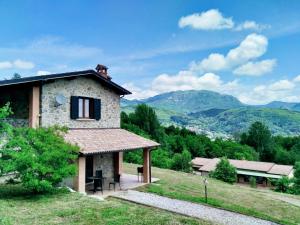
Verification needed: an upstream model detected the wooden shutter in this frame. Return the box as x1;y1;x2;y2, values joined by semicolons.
70;96;79;119
94;99;101;120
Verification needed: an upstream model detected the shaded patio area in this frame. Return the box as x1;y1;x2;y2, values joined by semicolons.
86;173;159;198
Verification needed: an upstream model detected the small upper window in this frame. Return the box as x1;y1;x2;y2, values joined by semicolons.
78;97;94;119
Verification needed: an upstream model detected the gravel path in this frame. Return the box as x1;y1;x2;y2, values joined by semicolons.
114;190;278;225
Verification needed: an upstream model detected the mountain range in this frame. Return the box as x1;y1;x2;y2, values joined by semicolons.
121;90;300;138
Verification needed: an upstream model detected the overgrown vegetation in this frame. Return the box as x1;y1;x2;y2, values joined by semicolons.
0;105;79;193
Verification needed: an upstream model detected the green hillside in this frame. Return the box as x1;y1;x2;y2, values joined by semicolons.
121;90;300;138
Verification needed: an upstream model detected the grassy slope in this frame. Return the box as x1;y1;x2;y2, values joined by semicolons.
124;163;300;225
0;185;212;225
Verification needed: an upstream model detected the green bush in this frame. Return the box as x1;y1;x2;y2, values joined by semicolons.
0;126;79;193
210;157;237;184
171;149;192;172
275;177;291;193
249;176;257;188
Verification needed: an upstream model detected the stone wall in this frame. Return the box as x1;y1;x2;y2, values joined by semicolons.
41;77;120;128
93;153;114;188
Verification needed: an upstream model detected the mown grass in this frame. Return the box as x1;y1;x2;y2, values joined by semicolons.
124;163;300;225
0;184;213;225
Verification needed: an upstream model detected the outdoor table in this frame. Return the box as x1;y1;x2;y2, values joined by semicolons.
87;176;106;193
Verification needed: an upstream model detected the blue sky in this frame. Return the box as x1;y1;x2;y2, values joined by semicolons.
1;0;300;104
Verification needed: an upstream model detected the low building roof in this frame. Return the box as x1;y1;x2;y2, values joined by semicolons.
64;128;160;155
0;70;131;95
192;157;294;177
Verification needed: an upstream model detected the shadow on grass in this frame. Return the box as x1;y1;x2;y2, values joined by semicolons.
0;184;69;200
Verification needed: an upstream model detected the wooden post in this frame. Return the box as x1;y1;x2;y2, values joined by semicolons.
73;156;86;193
28;86;40;128
143;148;150;183
114;152;123;175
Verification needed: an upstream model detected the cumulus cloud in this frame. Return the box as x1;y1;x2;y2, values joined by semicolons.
238;79;298;104
0;59;35;70
122;82;158;100
269;79;295;91
235;21;270;31
152;71;223;93
233;59;276;76
293;75;300;82
178;9;234;30
13;59;35;69
190;33;269;73
178;10;270;32
37;70;51;76
0;61;13;69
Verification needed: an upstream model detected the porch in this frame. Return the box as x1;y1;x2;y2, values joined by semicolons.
86;173;159;198
64;128;160;193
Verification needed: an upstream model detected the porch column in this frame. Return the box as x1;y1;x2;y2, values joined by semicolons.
73;156;86;193
143;148;151;183
114;152;123;175
28;86;40;128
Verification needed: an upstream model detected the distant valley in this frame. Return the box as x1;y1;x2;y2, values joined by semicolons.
121;90;300;139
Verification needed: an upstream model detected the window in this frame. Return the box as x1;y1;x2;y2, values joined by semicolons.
78;97;94;119
70;96;101;120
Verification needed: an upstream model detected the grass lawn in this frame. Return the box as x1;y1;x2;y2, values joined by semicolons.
124;163;300;225
0;184;213;225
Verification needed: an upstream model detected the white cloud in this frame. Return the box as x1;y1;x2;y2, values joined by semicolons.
0;59;34;70
178;9;234;30
190;33;268;72
293;75;300;82
37;70;51;76
269;79;295;91
0;61;13;69
235;21;270;31
122;82;158;100
178;10;270;32
233;59;276;76
13;59;35;69
152;71;223;93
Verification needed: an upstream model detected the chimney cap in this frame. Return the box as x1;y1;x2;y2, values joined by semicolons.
96;64;108;71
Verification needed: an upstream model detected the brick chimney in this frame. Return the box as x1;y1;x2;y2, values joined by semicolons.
95;64;111;80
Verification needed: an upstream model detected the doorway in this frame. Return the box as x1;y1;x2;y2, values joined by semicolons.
85;155;94;183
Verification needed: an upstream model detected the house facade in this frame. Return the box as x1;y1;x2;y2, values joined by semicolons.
0;65;159;193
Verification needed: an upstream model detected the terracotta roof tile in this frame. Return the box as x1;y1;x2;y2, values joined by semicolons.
64;128;160;155
192;157;294;176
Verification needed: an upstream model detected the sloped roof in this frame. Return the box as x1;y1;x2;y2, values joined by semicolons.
0;70;131;95
64;128;160;155
268;164;294;176
192;157;294;176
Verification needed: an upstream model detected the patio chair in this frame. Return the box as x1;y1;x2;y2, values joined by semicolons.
137;167;143;182
109;174;121;191
95;170;103;194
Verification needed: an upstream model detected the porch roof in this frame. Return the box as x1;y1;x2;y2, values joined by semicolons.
64;128;160;155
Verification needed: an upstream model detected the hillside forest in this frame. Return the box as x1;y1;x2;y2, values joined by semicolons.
122;104;300;172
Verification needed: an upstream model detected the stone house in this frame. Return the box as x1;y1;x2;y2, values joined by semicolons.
0;64;159;193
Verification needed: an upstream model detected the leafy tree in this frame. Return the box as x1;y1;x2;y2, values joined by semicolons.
210;157;237;184
11;73;21;79
0;125;79;193
241;122;275;162
171;149;192;172
293;162;300;194
129;104;162;141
